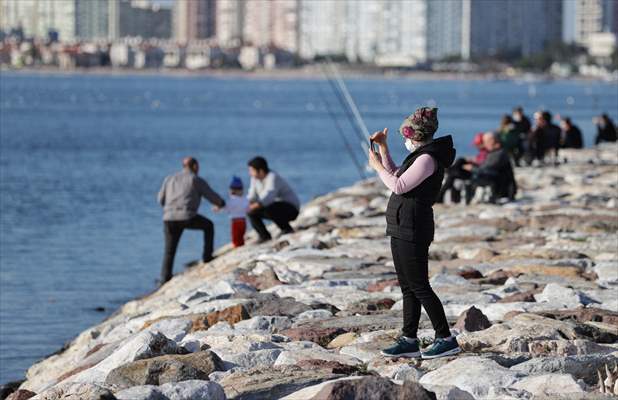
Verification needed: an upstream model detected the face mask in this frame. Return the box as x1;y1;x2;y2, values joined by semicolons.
405;139;419;152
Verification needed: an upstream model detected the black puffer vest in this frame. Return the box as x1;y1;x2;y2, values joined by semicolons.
385;136;456;243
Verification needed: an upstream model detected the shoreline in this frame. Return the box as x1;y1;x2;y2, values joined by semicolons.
4;144;618;399
2;65;614;83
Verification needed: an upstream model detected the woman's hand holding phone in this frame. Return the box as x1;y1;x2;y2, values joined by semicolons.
370;128;388;147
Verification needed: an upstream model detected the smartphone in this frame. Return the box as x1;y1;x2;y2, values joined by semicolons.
370;138;378;153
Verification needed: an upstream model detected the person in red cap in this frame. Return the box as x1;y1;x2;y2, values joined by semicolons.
437;132;487;203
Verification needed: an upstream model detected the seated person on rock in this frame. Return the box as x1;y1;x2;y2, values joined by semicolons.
437;132;487;203
246;156;300;243
463;132;516;204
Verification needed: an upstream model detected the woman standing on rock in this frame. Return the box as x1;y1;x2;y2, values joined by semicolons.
368;107;461;359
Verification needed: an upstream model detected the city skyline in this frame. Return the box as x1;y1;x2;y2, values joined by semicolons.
1;0;617;65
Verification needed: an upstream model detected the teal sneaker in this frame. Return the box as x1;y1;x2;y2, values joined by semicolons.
380;336;421;358
421;336;461;359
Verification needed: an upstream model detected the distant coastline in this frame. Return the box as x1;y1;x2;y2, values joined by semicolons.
3;64;613;82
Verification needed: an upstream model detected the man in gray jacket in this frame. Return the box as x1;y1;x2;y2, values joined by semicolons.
247;156;300;243
157;157;225;284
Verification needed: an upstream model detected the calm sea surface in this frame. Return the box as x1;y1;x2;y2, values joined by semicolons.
0;71;616;382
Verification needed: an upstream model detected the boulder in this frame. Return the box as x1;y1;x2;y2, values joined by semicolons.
32;383;116;400
510;354;618;385
274;349;362;367
457;268;483;280
278;376;437;400
65;331;182;385
453;306;492;332
114;385;166;400
296;309;333;322
534;283;598;308
296;359;359;375
288;376;436;400
218;365;345;400
418;356;522;399
1;381;25;400
105;351;224;390
527;339;616;356
343;298;396;314
236;268;282;290
326;332;358;349
222;348;282;369
509;374;584;397
420;385;475;400
233;315;291;332
535;307;618;326
497;289;538;303
281;327;347;347
6;390;37;400
158;380;225;400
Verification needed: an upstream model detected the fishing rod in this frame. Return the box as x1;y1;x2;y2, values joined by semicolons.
316;68;367;180
324;57;372;148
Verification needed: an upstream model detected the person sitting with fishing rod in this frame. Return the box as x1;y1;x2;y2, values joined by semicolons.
367;107;461;359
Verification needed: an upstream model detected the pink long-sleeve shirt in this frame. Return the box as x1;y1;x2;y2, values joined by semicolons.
377;151;436;195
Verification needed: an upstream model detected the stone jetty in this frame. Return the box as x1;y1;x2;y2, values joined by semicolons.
6;144;618;400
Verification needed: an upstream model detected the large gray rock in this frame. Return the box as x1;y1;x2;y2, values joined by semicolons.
534;283;598;308
32;383;116;400
280;376;436;400
510;354;618;384
420;385;475;400
418;356;523;399
218;365;345;400
67;331;182;385
158;380;225;400
221;348;283;370
509;374;584;397
105;351;224;390
233;316;292;332
114;385;167;400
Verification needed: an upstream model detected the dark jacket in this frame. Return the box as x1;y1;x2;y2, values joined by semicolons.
385;136;456;243
595;120;617;144
475;147;510;177
562;126;583;149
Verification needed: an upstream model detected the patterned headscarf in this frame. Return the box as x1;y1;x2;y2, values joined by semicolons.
399;107;439;142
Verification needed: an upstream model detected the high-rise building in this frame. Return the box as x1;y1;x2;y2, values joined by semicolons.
345;0;428;65
216;0;244;46
173;0;216;42
567;0;617;44
376;0;427;64
0;0;76;41
428;0;563;61
298;0;347;59
242;0;298;51
75;0;108;40
345;0;381;63
426;0;463;61
109;0;172;39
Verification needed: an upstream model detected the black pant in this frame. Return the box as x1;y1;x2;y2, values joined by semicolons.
391;237;451;339
160;214;214;283
248;201;299;240
438;158;472;203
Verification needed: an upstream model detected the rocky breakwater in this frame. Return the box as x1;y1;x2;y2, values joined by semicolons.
5;143;618;400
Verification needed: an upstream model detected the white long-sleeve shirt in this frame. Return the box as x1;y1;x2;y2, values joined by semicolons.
247;171;300;209
224;195;250;219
